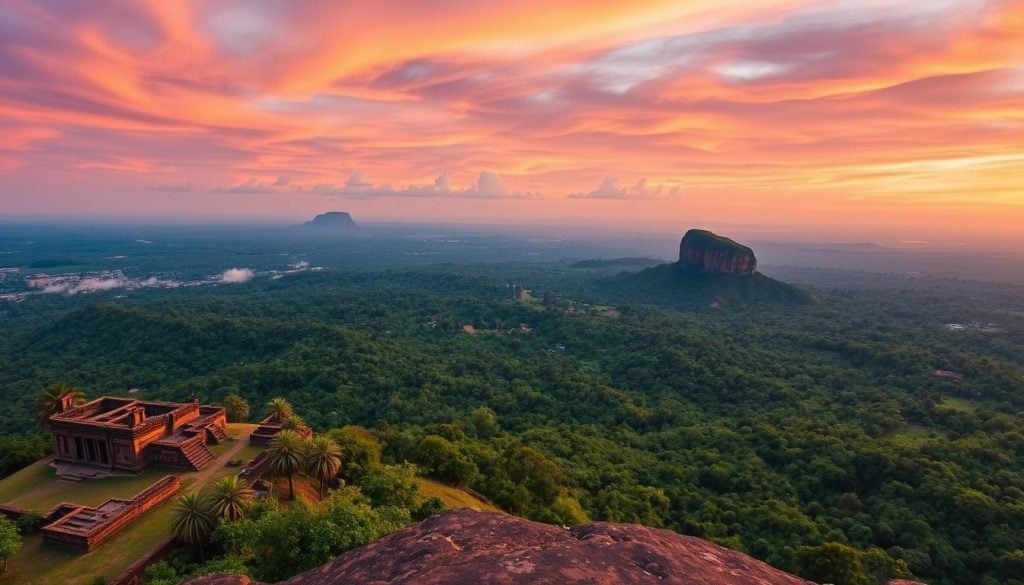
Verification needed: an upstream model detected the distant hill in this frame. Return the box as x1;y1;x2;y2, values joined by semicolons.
569;257;663;270
604;263;819;307
599;229;819;308
299;211;357;229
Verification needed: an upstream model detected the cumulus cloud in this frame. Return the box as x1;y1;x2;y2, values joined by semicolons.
273;174;292;186
220;268;255;283
569;177;679;199
315;171;537;199
434;172;452;191
465;171;508;198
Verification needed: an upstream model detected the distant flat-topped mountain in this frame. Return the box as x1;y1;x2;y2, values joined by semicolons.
599;229;819;307
679;229;757;275
299;211;357;229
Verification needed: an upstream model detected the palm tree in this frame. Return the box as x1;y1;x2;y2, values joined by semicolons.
306;435;342;499
267;429;305;499
171;491;215;559
265;397;293;422
207;476;255;521
281;414;307;433
35;382;86;428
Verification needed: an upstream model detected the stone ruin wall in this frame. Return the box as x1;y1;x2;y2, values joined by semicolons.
42;475;181;552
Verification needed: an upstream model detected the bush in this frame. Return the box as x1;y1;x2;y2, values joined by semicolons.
413;497;446;521
15;512;44;534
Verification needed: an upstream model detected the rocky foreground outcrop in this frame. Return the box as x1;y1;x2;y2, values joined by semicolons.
678;229;757;275
187;509;820;585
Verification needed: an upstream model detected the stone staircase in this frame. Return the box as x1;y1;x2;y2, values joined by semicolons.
179;440;215;471
206;424;229;444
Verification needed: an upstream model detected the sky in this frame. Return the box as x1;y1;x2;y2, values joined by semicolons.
0;0;1022;246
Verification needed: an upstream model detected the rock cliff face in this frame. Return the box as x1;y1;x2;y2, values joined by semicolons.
300;211;356;229
678;229;757;275
186;509;818;585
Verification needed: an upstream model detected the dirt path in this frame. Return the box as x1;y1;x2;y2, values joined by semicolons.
186;435;253;489
105;430;260;585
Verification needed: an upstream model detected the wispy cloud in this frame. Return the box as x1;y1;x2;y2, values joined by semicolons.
0;0;1021;236
214;180;277;194
150;182;193;192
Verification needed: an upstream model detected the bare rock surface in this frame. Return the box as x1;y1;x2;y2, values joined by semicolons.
188;509;817;585
678;229;757;275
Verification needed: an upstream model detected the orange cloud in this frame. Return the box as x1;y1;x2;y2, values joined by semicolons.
0;0;1021;246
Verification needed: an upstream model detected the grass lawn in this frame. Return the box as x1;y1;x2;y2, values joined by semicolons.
889;423;944;448
415;478;501;513
939;396;975;412
0;461;171;512
0;424;261;585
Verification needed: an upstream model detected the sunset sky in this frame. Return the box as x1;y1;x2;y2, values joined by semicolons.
1;0;1022;245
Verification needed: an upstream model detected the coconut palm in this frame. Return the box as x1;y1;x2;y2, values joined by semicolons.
281;414;307;433
207;475;255;522
265;397;293;422
35;382;86;428
171;491;215;558
267;429;306;499
306;435;342;498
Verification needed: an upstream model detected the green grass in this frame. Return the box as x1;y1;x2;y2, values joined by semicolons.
889;424;944;448
0;461;170;512
415;478;501;513
0;424;262;585
939;397;975;412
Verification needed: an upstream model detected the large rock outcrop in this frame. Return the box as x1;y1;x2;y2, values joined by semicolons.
187;509;817;585
299;212;357;229
678;229;757;275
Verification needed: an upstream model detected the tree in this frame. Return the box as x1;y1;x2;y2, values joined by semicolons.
265;397;293;422
223;393;250;423
793;542;869;585
35;382;85;428
0;435;51;480
471;406;499;438
0;517;20;573
207;476;255;522
268;430;306;499
414;435;476;486
171;492;215;559
327;426;382;481
281;414;307;433
360;463;420;508
306;435;342;499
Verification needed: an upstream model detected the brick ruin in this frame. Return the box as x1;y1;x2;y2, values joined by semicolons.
249;412;311;446
41;475;181;552
50;396;228;473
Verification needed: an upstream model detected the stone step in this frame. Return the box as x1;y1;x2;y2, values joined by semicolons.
206;424;228;444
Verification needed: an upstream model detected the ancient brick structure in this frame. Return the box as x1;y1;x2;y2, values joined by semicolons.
249;413;310;446
50;396;227;473
41;475;180;552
